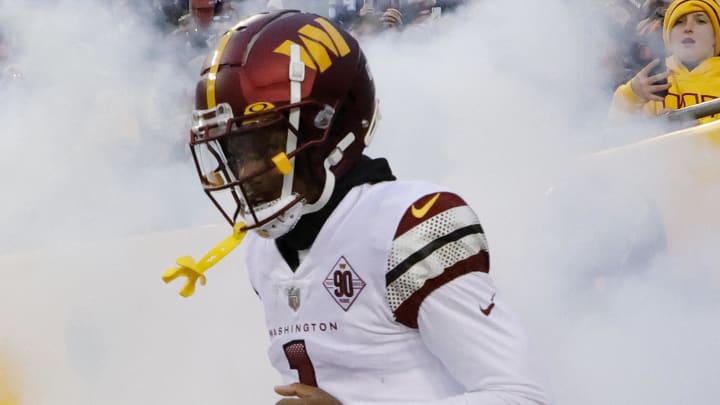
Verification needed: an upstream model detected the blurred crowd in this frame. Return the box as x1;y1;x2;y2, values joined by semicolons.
0;0;467;91
158;0;466;54
4;0;720;126
600;0;672;90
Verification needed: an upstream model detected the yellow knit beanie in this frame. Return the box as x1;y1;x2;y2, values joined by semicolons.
663;0;720;55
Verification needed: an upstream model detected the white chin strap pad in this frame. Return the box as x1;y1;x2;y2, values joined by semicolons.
283;43;304;200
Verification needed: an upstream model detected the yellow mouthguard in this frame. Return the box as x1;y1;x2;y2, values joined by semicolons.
162;222;247;297
272;152;292;175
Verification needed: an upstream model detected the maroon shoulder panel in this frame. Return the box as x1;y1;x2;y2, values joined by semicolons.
394;192;467;238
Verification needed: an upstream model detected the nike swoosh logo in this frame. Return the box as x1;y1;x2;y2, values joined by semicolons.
480;292;496;316
411;193;441;219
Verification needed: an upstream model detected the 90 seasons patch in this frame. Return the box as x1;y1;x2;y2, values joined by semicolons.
323;256;365;311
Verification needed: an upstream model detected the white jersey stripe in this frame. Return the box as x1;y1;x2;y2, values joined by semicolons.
387;232;487;312
388;205;486;272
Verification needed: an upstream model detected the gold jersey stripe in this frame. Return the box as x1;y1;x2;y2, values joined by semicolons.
206;32;234;108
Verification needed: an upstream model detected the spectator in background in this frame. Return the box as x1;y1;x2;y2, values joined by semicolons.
348;0;464;37
328;0;363;28
348;1;384;37
173;0;240;50
610;0;720;124
596;1;641;93
624;0;672;83
380;0;466;29
401;0;465;22
155;0;190;33
267;0;331;15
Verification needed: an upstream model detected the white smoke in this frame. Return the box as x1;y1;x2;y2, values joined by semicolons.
1;0;719;404
2;1;202;252
368;1;720;404
365;1;720;403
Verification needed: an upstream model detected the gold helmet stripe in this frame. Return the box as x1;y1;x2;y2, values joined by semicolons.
206;32;234;108
274;40;317;70
298;24;339;56
313;18;350;57
300;35;332;72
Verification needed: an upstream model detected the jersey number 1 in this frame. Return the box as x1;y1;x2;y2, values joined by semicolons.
282;339;318;387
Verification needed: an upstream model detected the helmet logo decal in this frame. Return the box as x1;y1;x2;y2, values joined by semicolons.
206;31;235;108
242;101;276;124
244;101;276;114
273;18;350;73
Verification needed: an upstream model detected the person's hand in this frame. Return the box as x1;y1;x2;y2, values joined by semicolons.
380;8;403;28
358;3;376;17
630;58;671;102
274;383;343;405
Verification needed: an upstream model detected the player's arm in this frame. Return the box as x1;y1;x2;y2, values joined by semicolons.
384;192;549;405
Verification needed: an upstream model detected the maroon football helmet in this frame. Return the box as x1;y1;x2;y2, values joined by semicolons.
190;10;379;238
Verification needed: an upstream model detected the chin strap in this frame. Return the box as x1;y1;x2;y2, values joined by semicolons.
283;43;304;200
162;222;248;297
303;132;356;214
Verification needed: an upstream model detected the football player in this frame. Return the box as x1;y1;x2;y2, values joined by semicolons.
186;10;549;404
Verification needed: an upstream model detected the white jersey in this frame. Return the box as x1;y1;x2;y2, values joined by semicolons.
245;180;548;404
